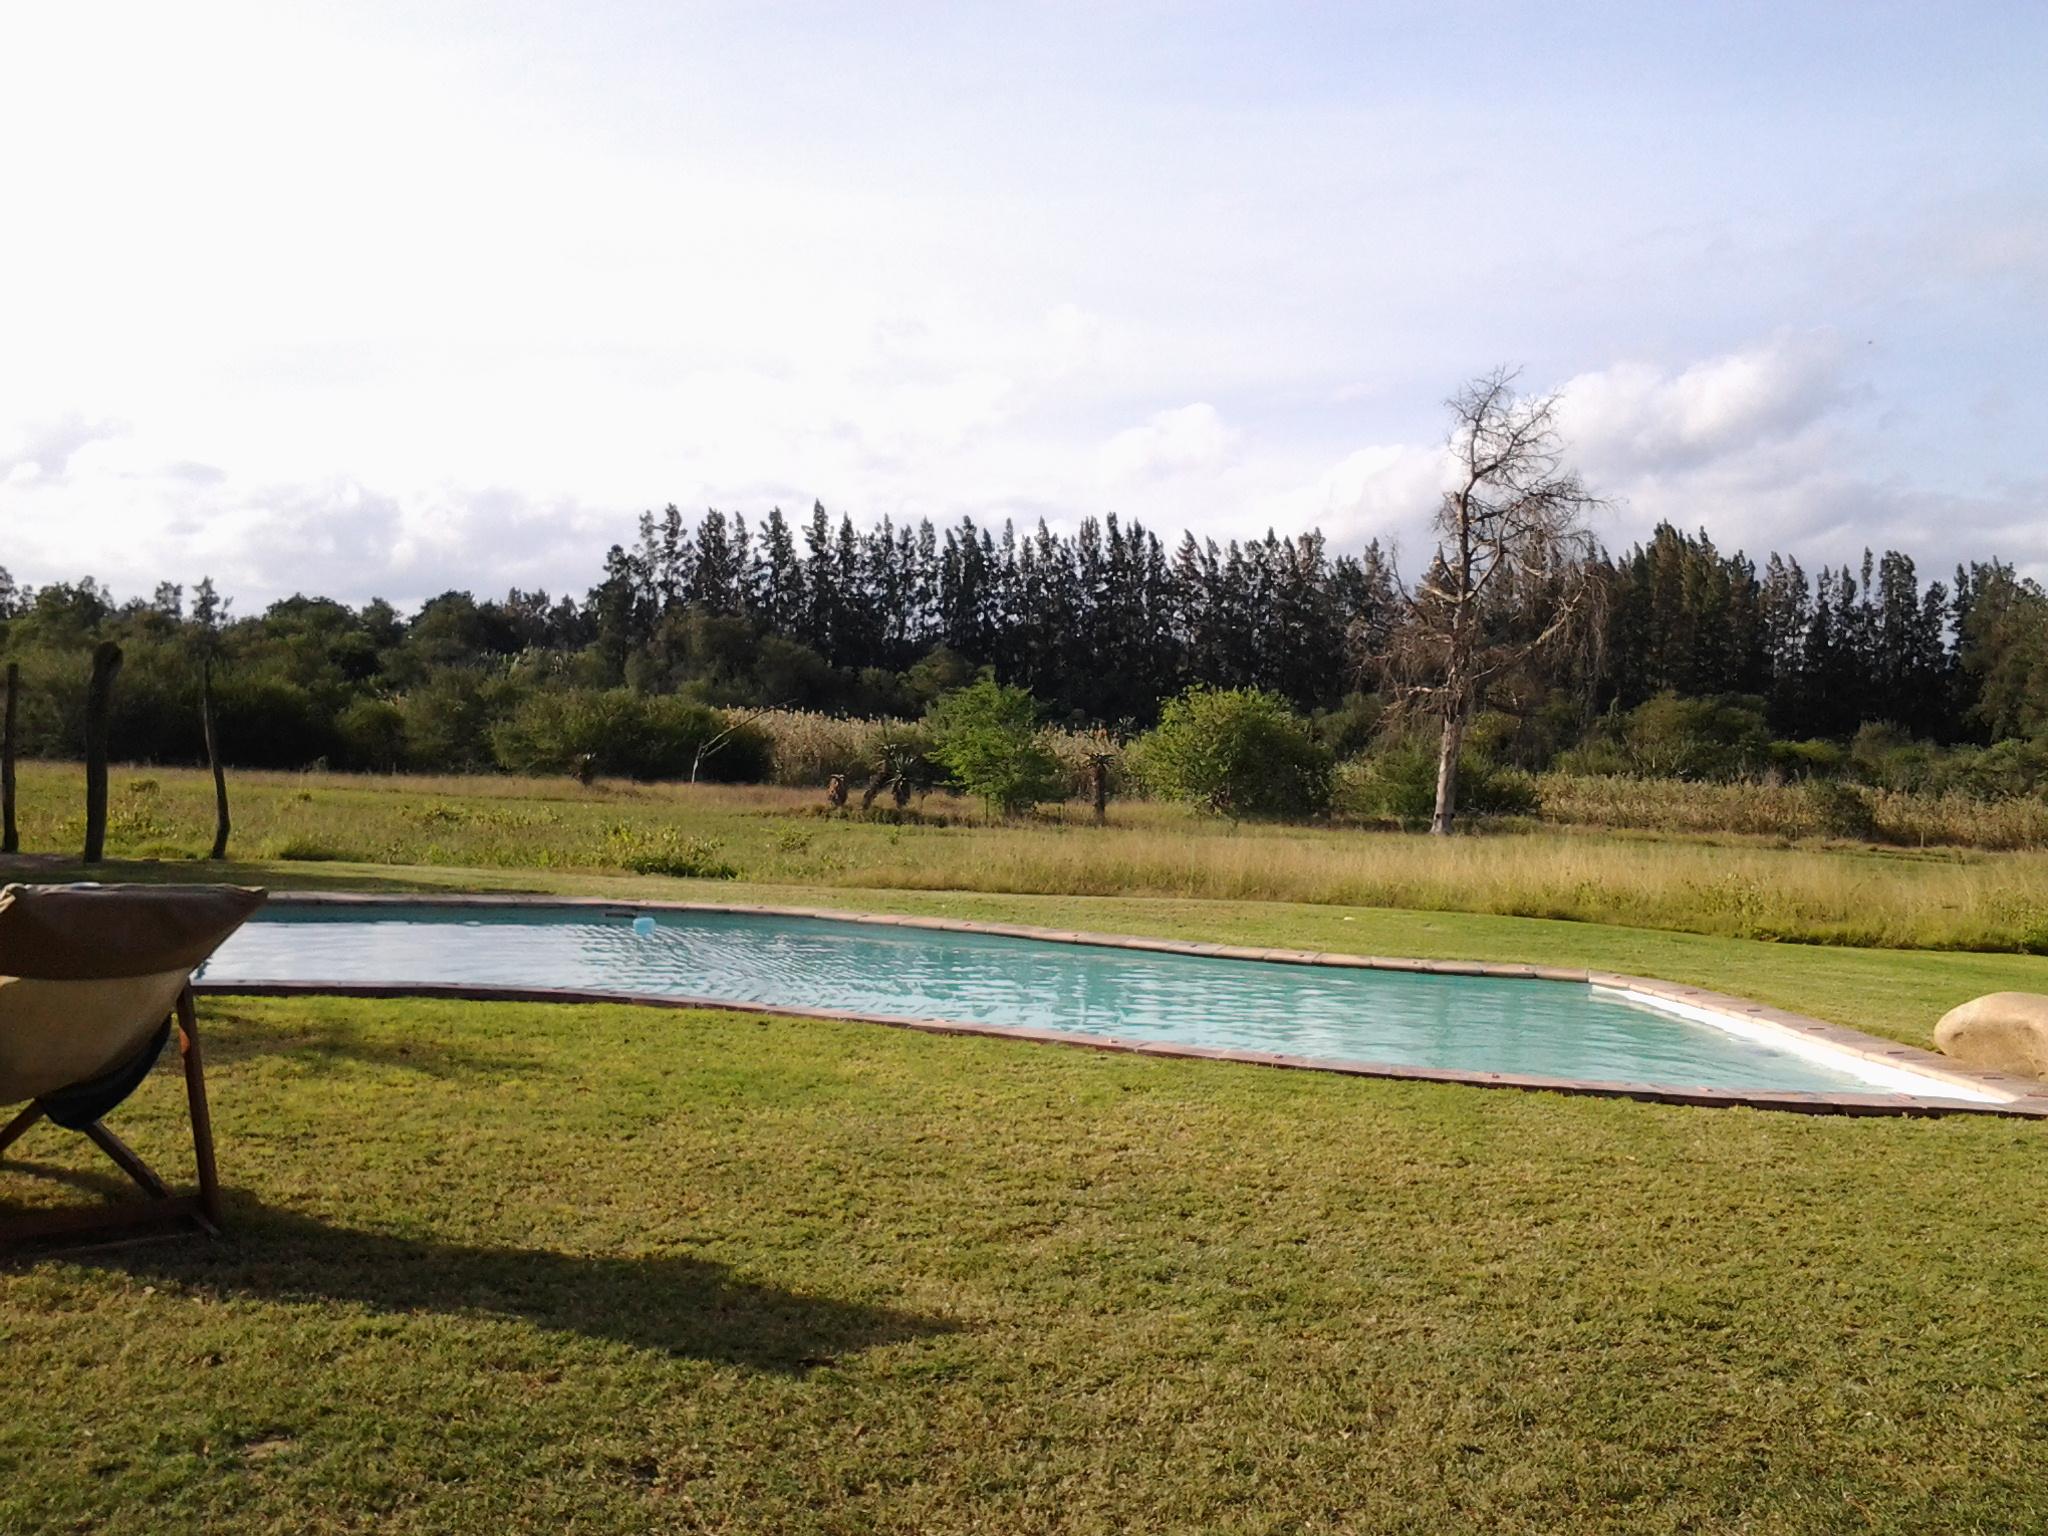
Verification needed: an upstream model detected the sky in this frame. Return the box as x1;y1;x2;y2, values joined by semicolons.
3;0;2045;609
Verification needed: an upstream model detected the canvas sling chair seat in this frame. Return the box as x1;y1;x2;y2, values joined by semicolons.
0;882;266;1247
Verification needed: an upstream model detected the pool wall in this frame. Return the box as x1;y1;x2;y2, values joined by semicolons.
196;892;2048;1119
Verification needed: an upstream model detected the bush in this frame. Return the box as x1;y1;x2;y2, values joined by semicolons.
1310;693;1386;761
600;825;739;878
1847;722;1939;793
1801;779;1879;841
1617;692;1772;779
1551;729;1633;777
1335;736;1540;824
399;671;520;772
925;677;1060;817
1767;738;1846;779
210;673;339;768
1130;686;1331;818
335;697;408;771
490;689;769;781
1929;738;2048;801
857;723;940;807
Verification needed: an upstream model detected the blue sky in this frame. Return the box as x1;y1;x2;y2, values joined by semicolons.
3;1;2044;604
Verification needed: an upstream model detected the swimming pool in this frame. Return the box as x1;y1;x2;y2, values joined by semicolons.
198;898;2019;1110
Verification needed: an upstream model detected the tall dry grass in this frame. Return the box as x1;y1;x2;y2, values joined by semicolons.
7;761;2047;952
1535;774;2048;850
742;709;2048;849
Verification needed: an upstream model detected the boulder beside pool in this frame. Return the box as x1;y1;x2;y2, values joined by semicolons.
1934;993;2048;1081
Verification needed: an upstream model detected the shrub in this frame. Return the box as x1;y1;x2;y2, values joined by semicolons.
1130;686;1331;818
925;677;1061;818
905;645;977;706
1618;692;1772;779
752;635;839;709
1310;693;1386;760
399;671;520;772
270;836;349;861
1336;736;1540;824
1847;722;1940;793
490;689;769;781
1767;738;1846;779
857;723;940;807
1931;738;2048;801
335;697;408;772
210;673;338;768
1551;729;1633;777
1801;779;1879;841
600;825;739;879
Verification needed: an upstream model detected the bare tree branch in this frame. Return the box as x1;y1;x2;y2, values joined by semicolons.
1384;369;1609;833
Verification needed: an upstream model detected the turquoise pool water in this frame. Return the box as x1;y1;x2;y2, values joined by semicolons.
203;904;1960;1098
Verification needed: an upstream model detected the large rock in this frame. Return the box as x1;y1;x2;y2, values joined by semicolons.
1934;993;2048;1081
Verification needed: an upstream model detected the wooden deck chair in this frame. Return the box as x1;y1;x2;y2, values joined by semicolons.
0;883;266;1247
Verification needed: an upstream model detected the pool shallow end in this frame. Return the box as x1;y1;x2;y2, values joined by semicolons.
200;892;2048;1120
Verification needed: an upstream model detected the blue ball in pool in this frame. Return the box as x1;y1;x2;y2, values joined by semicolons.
631;915;658;937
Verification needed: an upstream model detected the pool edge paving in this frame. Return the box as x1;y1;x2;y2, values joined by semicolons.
195;891;2048;1120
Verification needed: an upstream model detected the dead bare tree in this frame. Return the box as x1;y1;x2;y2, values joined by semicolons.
1389;369;1604;835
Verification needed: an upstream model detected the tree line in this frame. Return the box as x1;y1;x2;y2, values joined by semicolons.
2;507;2044;777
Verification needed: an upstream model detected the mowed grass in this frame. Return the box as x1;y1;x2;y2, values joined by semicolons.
8;761;2048;952
3;995;2046;1534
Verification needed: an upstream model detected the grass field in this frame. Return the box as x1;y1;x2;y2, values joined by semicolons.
4;994;2046;1533
7;761;2048;952
8;762;2048;1531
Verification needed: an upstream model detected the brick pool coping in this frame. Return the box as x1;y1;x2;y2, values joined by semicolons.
196;891;2048;1120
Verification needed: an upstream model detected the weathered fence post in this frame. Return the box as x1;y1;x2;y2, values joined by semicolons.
83;641;123;864
202;656;230;859
1;661;18;854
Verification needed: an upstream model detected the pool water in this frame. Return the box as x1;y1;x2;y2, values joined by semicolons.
202;904;1982;1101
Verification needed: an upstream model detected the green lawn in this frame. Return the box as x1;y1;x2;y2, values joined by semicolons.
4;993;2045;1533
7;774;2048;1530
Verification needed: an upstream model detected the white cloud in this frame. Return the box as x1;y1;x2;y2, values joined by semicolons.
2;9;2042;603
1096;404;1239;483
1557;331;1848;478
1258;443;1453;558
1554;335;2047;577
0;415;127;485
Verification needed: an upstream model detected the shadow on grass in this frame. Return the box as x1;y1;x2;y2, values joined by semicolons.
1;1157;139;1205
196;1008;533;1079
0;854;556;896
61;1203;957;1371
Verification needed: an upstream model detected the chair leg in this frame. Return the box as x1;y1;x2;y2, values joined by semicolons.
0;1103;41;1159
81;1121;171;1199
1;993;225;1250
176;987;223;1232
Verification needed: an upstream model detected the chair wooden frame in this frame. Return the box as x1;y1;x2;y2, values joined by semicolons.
0;985;222;1248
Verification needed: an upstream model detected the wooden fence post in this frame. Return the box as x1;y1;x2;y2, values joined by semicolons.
1;661;17;854
83;642;123;864
202;657;230;859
